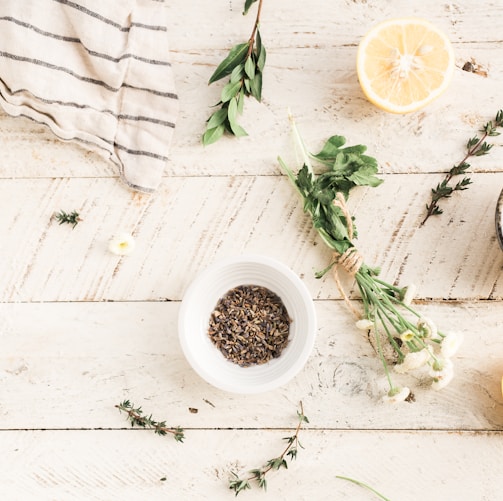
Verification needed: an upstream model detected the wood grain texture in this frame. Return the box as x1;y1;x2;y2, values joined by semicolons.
0;429;501;501
0;1;502;500
0;175;501;302
1;301;501;430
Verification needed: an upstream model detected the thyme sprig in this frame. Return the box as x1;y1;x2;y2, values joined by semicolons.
422;109;503;225
53;209;81;228
115;400;185;442
229;401;308;496
202;0;266;145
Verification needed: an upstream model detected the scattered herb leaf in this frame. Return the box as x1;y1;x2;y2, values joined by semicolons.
53;210;81;228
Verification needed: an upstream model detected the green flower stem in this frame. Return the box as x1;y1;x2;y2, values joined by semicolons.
355;272;408;332
376;309;405;360
373;313;394;390
336;475;391;501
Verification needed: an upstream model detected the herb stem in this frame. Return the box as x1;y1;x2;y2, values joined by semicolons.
247;0;263;58
248;400;304;478
229;401;308;495
115;400;184;442
422;109;503;225
336;475;391;501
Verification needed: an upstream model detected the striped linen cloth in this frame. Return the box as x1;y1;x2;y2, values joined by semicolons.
0;0;179;192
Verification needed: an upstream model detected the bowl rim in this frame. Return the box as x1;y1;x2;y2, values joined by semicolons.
496;188;503;250
178;253;317;393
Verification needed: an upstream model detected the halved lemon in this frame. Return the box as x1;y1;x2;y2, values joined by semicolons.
356;18;455;113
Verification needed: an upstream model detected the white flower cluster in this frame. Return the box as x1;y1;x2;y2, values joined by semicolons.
395;324;462;383
384;323;463;402
355;282;464;404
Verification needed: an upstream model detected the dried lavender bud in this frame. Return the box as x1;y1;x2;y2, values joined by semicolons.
208;285;291;367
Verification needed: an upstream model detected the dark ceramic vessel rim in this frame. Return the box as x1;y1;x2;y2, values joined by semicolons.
496;188;503;250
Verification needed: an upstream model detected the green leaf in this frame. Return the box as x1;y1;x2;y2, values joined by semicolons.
228;96;238;124
466;136;479;149
255;30;266;72
243;78;251;94
226;97;247;137
258;477;267;490
243;0;258;15
229;121;248;138
206;108;228;130
230;64;244;84
221;80;242;103
249;72;262;101
297;412;310;423
209;43;249;84
312;135;347;161
244;56;256;80
202;124;225;146
237;89;245;114
347;165;384;187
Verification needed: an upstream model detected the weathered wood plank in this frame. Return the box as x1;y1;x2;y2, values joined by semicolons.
0;176;501;302
167;0;503;48
1;301;501;430
0;45;501;180
0;429;500;501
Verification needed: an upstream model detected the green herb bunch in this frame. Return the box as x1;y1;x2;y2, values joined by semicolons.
422;109;503;225
202;0;266;145
279;116;463;402
229;402;308;495
116;400;185;442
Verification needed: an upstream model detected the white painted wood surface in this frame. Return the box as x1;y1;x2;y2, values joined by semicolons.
0;1;502;500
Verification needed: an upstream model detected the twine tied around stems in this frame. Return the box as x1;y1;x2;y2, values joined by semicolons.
331;192;364;318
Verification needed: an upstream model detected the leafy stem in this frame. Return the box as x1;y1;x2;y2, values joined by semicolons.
421;109;503;225
202;0;266;145
229;401;308;495
115;400;184;442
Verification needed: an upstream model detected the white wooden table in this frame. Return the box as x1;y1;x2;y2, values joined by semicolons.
1;1;502;500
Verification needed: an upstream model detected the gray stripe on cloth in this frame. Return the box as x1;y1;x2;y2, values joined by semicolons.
51;0;167;32
0;17;172;66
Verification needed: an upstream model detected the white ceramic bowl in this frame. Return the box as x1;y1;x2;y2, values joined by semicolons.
178;254;317;394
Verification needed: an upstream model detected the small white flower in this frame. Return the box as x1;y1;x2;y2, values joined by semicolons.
440;331;463;358
431;369;454;390
429;357;454;378
108;233;136;256
382;386;411;403
355;319;374;331
401;284;417;306
400;329;415;343
417;317;438;339
394;349;431;373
